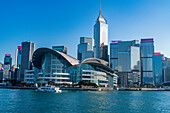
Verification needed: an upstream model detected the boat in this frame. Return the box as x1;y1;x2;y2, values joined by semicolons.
38;84;62;93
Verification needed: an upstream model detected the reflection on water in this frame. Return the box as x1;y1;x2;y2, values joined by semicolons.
0;89;170;113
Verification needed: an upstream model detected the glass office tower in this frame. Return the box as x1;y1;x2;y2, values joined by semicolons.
163;57;170;84
140;38;154;86
94;10;108;61
152;52;163;86
4;54;12;66
15;46;22;68
77;37;94;62
20;41;35;81
110;40;141;86
52;46;67;54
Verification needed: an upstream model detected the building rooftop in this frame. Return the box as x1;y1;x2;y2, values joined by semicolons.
95;10;107;24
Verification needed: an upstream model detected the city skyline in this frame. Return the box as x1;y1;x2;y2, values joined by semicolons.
1;0;170;64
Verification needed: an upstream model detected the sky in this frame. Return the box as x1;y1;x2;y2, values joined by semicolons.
0;0;170;64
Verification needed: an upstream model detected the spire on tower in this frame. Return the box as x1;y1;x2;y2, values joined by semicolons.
100;0;101;14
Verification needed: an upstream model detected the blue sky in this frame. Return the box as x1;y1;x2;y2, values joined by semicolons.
0;0;170;64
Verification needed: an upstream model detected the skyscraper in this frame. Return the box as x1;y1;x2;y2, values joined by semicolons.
77;37;94;62
3;64;11;80
163;57;170;84
140;38;154;86
15;46;22;68
0;63;3;82
110;40;141;86
152;52;163;86
4;54;12;66
3;54;12;80
52;46;67;54
101;45;109;62
20;41;35;81
94;10;108;61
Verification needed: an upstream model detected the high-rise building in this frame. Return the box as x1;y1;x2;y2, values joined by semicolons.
152;52;163;86
101;45;109;62
20;41;35;81
77;37;94;62
94;10;108;61
140;38;154;86
163;57;170;84
3;64;11;80
110;40;141;86
15;46;22;68
4;54;12;66
0;63;3;82
3;54;12;80
52;46;67;54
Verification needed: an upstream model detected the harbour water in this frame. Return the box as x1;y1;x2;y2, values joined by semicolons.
0;89;170;113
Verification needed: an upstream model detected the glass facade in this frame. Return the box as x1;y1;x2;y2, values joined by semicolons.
140;38;154;85
163;58;170;83
16;46;21;68
110;40;141;86
100;45;109;62
153;54;163;86
67;63;117;87
110;43;118;71
94;12;108;60
37;53;72;84
4;54;12;67
20;41;35;81
52;46;67;54
77;37;94;62
80;37;94;51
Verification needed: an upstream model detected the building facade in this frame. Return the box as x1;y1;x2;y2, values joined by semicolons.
52;46;67;54
140;38;154;86
77;37;94;62
67;58;118;87
0;63;3;82
110;40;141;86
94;10;108;61
163;57;170;84
152;53;163;86
20;41;35;81
4;54;12;67
32;48;79;84
100;45;109;62
3;54;12;80
32;48;117;87
3;64;11;80
15;46;22;68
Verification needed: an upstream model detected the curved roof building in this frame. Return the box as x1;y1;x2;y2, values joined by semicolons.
67;58;117;87
32;48;79;69
32;48;79;84
82;58;108;66
32;48;117;87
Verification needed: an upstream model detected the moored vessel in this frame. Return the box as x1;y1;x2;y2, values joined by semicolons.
38;84;62;93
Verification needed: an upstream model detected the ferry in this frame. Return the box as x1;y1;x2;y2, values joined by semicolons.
38;85;62;93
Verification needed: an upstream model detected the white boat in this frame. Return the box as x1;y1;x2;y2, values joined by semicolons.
38;85;62;93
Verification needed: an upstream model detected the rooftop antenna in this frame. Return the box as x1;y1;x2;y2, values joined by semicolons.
100;0;101;14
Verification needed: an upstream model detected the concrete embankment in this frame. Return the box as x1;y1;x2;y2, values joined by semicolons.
0;86;168;91
141;88;165;91
117;88;166;91
0;86;36;90
60;87;115;91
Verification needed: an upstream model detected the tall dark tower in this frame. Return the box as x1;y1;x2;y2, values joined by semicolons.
20;41;35;81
